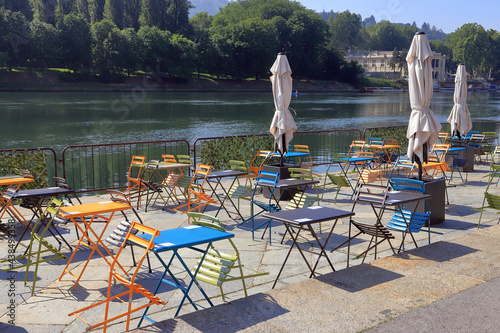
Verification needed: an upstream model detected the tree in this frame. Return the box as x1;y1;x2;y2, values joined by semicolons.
3;0;32;20
328;10;362;52
367;21;417;51
0;8;30;69
446;23;495;78
139;0;166;29
31;0;57;25
123;0;141;29
29;19;60;71
57;14;92;72
190;12;217;77
138;25;170;72
168;33;196;79
88;0;105;23
211;0;328;79
164;0;193;34
103;0;123;28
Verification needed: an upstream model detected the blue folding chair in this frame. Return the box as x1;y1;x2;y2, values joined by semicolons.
388;178;431;251
237;170;280;243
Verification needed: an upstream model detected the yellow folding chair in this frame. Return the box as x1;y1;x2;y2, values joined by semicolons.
1;198;66;295
69;222;163;333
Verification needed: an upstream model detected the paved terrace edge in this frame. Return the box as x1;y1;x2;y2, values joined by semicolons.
131;224;500;333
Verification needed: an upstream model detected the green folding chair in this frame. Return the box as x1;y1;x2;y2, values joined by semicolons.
1;198;66;295
187;212;268;301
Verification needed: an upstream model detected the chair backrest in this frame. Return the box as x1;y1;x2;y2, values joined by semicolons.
438;132;449;142
469;133;485;144
293;145;310;153
252;170;280;203
389;178;425;193
110;222;160;283
288;167;314;180
367;138;384;145
249;150;271;177
190;164;212;192
162;154;177;163
429;143;450;162
348;140;366;155
384;138;399;146
18;169;34;179
53;177;72;190
127;155;146;180
177;155;192;164
107;189;133;205
229;160;248;172
354;151;375;158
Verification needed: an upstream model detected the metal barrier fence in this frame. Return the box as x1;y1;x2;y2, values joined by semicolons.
192;129;362;168
61;140;189;193
2;122;498;193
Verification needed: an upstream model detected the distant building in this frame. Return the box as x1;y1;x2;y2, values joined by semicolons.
345;50;446;81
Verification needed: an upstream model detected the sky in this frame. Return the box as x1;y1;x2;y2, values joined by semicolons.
298;0;500;34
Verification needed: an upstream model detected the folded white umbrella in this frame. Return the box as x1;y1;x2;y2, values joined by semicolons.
406;32;442;164
269;53;297;157
447;64;472;137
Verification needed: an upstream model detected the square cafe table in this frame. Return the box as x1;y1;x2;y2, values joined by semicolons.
262;177;320;208
138;225;234;325
57;200;133;289
13;186;78;251
0;175;34;193
202;169;248;220
263;206;354;289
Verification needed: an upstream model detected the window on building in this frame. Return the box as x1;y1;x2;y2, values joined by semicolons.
372;60;376;67
364;60;368;67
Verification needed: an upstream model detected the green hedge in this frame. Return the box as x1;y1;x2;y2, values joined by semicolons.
365;126;408;154
0;149;49;189
199;135;274;171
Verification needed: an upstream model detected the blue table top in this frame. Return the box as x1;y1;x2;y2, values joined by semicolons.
333;156;376;163
141;225;234;253
270;152;310;158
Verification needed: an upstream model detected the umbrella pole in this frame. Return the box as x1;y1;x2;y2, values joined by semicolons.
280;135;286;167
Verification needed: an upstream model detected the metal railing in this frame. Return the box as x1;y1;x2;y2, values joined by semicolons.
0;148;57;188
61;140;189;193
2;122;498;193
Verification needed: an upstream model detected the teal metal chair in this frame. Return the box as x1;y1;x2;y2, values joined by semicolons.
388;178;431;251
237;170;280;243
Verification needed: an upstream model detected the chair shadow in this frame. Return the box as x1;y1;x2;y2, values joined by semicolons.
398;240;478;263
151;293;289;333
0;323;28;333
315;264;404;292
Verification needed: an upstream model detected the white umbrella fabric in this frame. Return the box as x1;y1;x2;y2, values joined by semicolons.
447;64;472;137
269;53;297;161
406;32;442;168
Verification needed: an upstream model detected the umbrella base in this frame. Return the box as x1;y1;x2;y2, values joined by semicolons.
262;164;300;200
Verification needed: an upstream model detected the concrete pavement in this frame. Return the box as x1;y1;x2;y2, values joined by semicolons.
1;163;499;332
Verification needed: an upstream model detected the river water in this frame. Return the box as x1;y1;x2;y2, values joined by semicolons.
1;91;499;151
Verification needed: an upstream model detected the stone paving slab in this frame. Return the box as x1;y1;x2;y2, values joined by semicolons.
1;163;499;332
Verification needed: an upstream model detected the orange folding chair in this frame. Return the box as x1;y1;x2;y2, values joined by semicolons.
69;222;163;333
0;187;28;233
125;155;148;208
348;140;366;155
248;150;271;182
172;164;217;214
293;144;313;170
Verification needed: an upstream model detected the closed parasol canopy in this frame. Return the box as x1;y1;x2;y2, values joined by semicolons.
447;64;472;138
269;52;297;164
406;32;442;174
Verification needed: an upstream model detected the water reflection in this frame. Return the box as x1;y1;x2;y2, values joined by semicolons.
0;91;498;151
